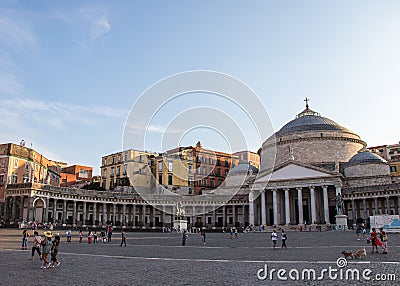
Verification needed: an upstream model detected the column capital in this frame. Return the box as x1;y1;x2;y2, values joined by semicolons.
272;188;278;192
309;186;315;190
322;185;328;189
296;187;303;191
283;188;290;192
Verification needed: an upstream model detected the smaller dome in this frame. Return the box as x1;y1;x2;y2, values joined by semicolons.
348;151;387;165
229;161;259;175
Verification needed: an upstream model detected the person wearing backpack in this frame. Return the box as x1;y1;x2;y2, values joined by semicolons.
281;230;287;249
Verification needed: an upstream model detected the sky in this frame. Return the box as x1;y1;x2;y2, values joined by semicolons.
1;0;400;175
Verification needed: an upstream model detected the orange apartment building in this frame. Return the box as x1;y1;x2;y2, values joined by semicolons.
60;165;93;187
0;143;62;217
233;150;260;170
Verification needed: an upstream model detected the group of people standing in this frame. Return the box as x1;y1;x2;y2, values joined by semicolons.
271;229;287;249
369;227;389;254
26;230;60;269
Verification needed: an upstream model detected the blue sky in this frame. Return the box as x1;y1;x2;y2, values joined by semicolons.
1;1;400;174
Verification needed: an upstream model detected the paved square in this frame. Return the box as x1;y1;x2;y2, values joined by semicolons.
0;229;399;285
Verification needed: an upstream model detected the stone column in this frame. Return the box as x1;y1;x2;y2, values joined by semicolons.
297;187;303;225
132;204;136;226
284;189;290;225
212;209;216;227
83;201;87;226
73;201;77;225
112;204;116;225
232;205;236;226
248;190;255;225
352;199;356;220
362;199;367;219
11;197;16;220
310;186;317;224
374;198;378;215
272;189;278;226
53;198;57;223
322;186;329;224
122;204;126;226
63;200;67;224
142;205;146;225
242;203;246;225
162;206;166;227
386;197;391;215
103;203;107;224
152;206;157;227
222;205;226;227
202;206;206;227
19;196;24;221
93;202;97;226
44;197;49;223
261;189;266;226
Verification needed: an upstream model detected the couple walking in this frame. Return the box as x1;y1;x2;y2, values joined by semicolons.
271;230;287;249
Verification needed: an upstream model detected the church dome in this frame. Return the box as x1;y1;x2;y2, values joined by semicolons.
275;107;357;137
348;151;387;165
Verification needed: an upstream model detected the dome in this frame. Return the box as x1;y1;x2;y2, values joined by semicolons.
348;151;387;165
275;107;357;137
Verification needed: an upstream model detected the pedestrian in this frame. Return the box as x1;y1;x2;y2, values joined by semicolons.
107;225;113;243
281;230;287;249
93;231;98;244
271;229;278;249
379;228;388;254
362;226;367;240
50;233;61;268
41;231;52;269
88;231;92;244
31;231;42;260
66;229;72;243
234;228;238;239
356;225;361;241
370;228;381;253
22;229;30;250
229;227;234;239
200;229;206;244
182;230;188;246
79;230;83;243
120;231;126;247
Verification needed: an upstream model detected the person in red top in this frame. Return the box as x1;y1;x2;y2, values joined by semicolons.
370;228;381;253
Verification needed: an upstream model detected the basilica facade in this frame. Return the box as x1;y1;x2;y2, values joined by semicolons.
3;104;400;229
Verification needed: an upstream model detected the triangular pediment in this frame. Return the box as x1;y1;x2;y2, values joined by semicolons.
269;163;333;181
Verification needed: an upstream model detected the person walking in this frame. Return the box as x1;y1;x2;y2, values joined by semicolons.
50;233;61;268
200;229;206;245
271;229;278;249
79;230;83;243
281;230;287;249
41;231;52;269
229;227;234;239
120;231;126;247
31;231;42;260
87;231;92;244
182;230;188;246
370;228;381;253
107;225;113;243
93;231;98;244
379;228;388;254
66;229;72;243
22;229;30;250
234;228;238;239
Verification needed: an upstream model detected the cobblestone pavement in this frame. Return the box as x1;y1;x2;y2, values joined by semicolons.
0;229;399;285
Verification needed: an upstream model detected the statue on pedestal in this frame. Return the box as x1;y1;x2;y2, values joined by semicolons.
335;193;345;215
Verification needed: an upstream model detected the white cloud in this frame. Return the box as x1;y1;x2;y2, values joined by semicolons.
91;16;111;40
0;97;128;130
0;16;36;52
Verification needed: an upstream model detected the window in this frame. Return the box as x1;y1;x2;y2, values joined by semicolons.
124;153;128;162
168;161;173;172
112;156;115;164
118;154;121;162
218;180;222;186
158;162;163;171
224;160;228;167
168;174;173;185
217;158;221;166
103;168;107;177
188;180;193;187
14;158;18;168
210;179;215;187
117;166;121;176
198;180;202;186
11;174;17;184
203;179;207;187
202;167;207;174
25;162;30;172
123;164;127;175
103;158;107;166
390;166;397;172
139;155;143;162
216;168;221;176
209;158;213;165
23;175;29;183
78;169;89;178
225;170;229;176
208;217;212;224
111;167;115;176
188;165;193;174
158;175;162;184
0;175;4;185
110;181;114;189
202;156;206;163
